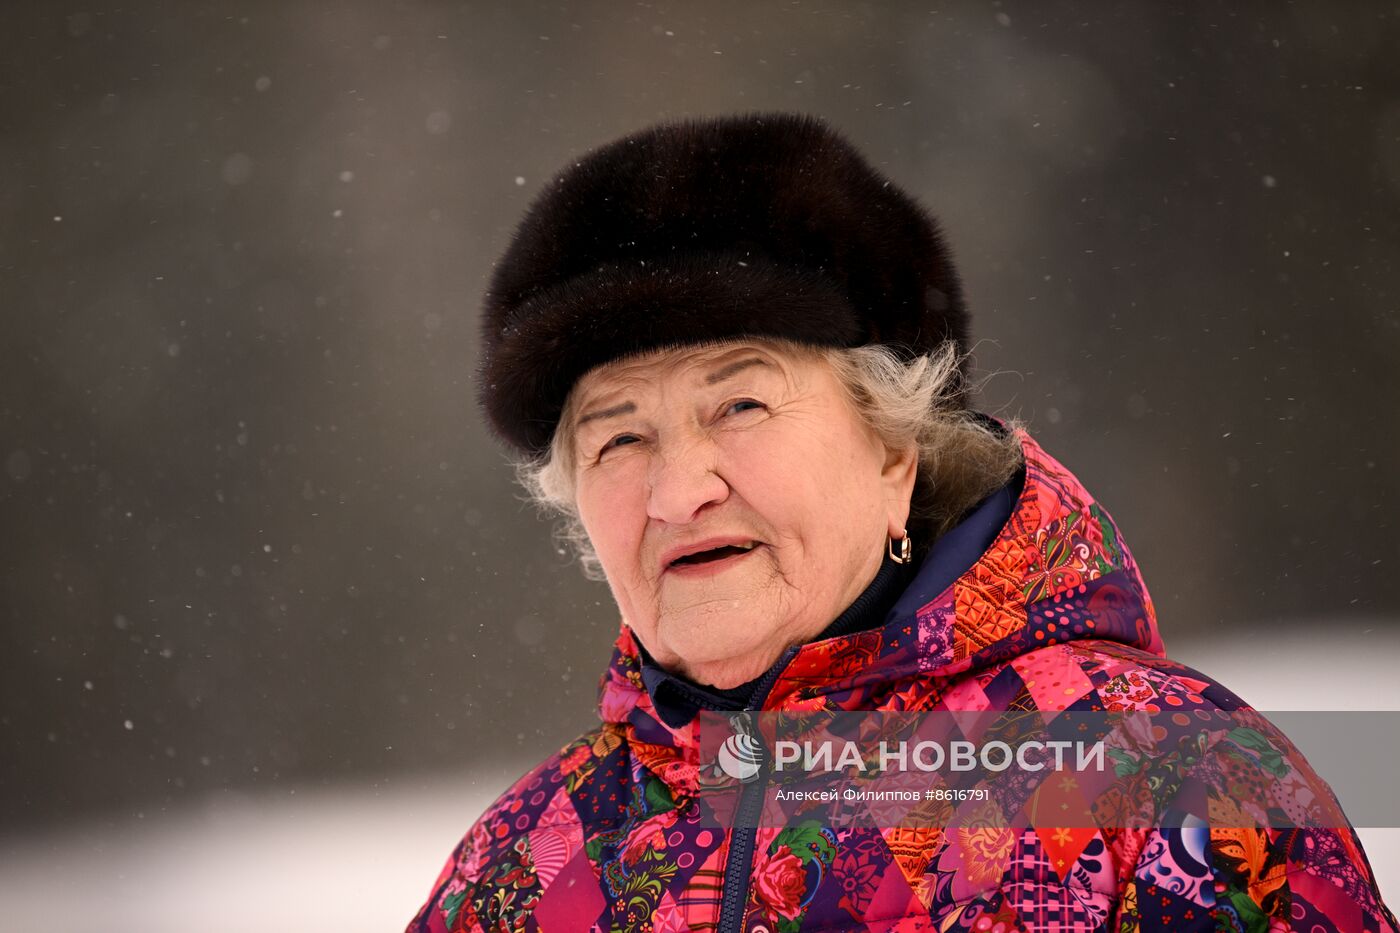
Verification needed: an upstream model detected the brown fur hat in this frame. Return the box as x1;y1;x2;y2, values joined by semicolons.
480;112;968;456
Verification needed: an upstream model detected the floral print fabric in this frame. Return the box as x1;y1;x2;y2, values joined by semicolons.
408;430;1396;932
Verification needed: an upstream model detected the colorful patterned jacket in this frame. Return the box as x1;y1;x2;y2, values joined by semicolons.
408;430;1396;932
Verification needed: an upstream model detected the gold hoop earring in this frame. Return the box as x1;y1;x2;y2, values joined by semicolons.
888;530;912;564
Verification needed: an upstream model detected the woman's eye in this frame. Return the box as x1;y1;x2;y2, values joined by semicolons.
724;399;765;416
600;434;640;455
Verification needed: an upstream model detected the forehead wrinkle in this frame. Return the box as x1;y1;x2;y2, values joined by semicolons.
570;340;805;433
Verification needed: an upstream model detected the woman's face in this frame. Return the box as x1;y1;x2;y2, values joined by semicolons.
569;340;917;689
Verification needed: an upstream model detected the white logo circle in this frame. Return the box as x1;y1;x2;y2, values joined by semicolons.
717;732;763;783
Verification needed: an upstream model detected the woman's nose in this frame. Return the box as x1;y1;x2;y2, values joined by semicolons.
645;441;729;525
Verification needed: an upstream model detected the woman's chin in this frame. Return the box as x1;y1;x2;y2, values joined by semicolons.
657;619;786;688
688;657;776;691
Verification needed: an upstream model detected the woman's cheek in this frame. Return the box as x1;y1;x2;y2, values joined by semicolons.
585;466;648;564
720;429;789;492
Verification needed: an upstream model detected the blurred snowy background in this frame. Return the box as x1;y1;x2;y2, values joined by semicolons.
2;1;1398;929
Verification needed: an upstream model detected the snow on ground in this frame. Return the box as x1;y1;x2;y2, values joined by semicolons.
2;623;1396;932
0;771;510;933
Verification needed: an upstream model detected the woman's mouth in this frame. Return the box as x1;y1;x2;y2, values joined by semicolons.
664;542;763;577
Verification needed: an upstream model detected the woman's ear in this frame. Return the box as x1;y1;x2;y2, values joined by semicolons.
882;442;919;539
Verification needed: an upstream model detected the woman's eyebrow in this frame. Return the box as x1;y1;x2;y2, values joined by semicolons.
576;401;636;427
705;357;771;384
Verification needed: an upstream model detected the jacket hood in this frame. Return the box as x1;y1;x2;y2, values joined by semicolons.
594;428;1164;780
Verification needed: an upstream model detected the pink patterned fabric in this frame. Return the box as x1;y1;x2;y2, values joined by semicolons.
407;429;1396;932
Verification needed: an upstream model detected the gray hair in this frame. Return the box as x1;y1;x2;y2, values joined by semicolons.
515;340;1024;581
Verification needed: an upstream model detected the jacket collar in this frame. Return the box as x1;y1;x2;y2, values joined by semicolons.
594;427;1165;763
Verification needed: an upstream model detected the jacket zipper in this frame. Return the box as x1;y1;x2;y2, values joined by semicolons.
715;645;799;933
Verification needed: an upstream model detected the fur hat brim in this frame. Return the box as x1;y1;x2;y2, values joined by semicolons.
480;113;967;456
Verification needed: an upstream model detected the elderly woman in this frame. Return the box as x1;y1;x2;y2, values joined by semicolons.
409;114;1394;932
